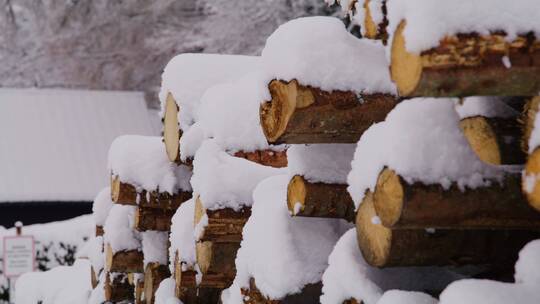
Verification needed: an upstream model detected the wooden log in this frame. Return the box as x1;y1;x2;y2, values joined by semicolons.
523;148;540;212
111;176;192;210
105;272;134;303
362;0;388;43
390;21;540;97
520;96;540;153
173;251;198;302
371;168;540;229
96;225;104;237
233;149;288;168
460;116;525;165
128;273;145;304
259;79;399;144
134;207;175;232
163;93;182;163
356;192;540;267
287;175;355;222
194;197;251;243
196;241;240;287
143;262;170;304
105;243;144;273
241;278;322;304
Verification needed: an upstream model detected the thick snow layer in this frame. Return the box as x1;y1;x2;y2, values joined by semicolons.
92;187;113;227
108;135;192;194
222;175;352;303
455;97;518;119
142;231;169;267
103;205;141;253
15;259;92;304
158;53;261;131
0;89;156;202
88;275;106;304
262;16;395;94
515;239;540;286
348;98;504;207
180;72;285;160
321;229;463;304
155;278;183;304
169;198;196;273
288;144;356;184
191;140;286;211
76;236;104;274
386;0;540;54
377;290;438;304
439;279;540;304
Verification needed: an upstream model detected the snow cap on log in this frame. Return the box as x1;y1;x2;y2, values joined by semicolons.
191;140;285;212
104;205;141;253
77;235;104;275
168;198;196;273
347;98;505;208
159;53;261;131
179;72;285;161
386;0;540;54
320;228;461;304
515;239;540;286
455;97;518;120
439;279;540;304
108;135;192;194
142;231;168;268
154;278;181;304
93;187;114;227
261;16;396;94
288;144;356;184
221;175;352;303
377;290;437;304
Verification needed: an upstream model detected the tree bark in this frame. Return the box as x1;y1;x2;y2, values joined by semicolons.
260;79;398;144
357;192;540;267
460;116;525;165
391;21;540;97
134;207;175;232
287;175;355;222
144;262;171;304
105;272;135;303
194;197;251;243
105;243;144;273
371;168;540;229
96;225;104;237
234;149;288;168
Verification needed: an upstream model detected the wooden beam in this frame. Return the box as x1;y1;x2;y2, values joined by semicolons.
111;175;192;210
134;207;175;232
391;21;540;97
105;243;144;273
105;272;134;303
233;149;288;168
163;93;182;163
260;79;398;144
287;175;355;222
356;192;540;267
194;197;251;243
371;168;540;229
460;116;525;165
143;262;170;304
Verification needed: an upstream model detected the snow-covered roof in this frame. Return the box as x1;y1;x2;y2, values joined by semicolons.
0;88;157;203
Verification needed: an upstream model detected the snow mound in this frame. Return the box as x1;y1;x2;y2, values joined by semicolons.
515;239;540;286
347;98;504;208
103;205;140;253
386;0;540;54
262;16;395;94
169;198;196;273
142;231;169;267
92;187;113;227
108;135;192;194
288;144;356;184
76;236;104;275
377;290;438;304
439;279;540;304
455;97;518;119
159;53;261;131
155;278;183;304
222;175;351;303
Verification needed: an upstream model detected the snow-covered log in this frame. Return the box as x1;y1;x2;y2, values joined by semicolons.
143;263;170;304
104;205;143;273
260;80;398;144
134;207;175;232
104;272;134;303
159;54;261;163
194;197;251;243
356;192;540;267
233;149;288;168
331;0;388;42
371;168;540;229
105;243;144;273
196;241;241;287
93;187;113;237
387;1;540;97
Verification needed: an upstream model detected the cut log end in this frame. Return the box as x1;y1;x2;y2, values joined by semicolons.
521;96;540;153
372;169;404;228
287;175;307;216
144;263;170;304
356;192;392;267
363;0;378;39
164;92;181;163
390;21;422;97
460;117;502;165
524;148;540;212
111;175;121;203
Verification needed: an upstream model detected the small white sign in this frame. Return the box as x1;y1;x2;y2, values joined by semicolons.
3;236;35;277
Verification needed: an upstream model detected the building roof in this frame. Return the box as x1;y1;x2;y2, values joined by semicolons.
0;88;157;203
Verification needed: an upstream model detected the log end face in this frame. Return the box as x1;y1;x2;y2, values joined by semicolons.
460;116;502;165
260;80;299;143
110;175;121;203
373;168;404;228
521;96;540;154
356;192;392;267
390;21;422;97
524;148;540;212
164;92;181;163
105;243;113;272
196;241;213;274
363;0;378;39
287;175;307;216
